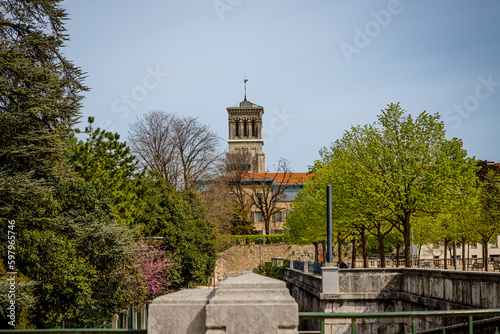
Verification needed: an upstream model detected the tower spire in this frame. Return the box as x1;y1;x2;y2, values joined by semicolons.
244;77;248;101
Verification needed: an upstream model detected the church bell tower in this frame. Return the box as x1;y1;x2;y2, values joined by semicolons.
227;79;265;173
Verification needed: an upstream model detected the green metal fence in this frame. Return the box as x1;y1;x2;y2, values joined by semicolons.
0;330;146;334
299;309;500;334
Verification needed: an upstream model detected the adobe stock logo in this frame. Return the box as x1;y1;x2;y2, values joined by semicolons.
213;0;243;21
340;0;404;64
262;107;296;145
99;65;169;131
441;74;499;130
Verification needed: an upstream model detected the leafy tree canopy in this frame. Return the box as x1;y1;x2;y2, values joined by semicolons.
286;103;478;267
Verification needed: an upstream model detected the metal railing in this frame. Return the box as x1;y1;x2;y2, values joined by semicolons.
293;260;305;271
307;261;324;275
290;258;500;271
299;309;500;334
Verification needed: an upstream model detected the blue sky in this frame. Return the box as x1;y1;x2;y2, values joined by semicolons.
62;0;500;172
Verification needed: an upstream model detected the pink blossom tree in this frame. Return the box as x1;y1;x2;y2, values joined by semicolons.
118;238;175;306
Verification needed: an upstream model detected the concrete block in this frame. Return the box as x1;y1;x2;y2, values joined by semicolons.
321;266;339;293
148;289;215;334
205;273;298;334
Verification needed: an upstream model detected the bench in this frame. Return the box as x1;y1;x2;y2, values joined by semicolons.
493;262;500;272
471;263;483;271
420;262;431;268
433;261;443;269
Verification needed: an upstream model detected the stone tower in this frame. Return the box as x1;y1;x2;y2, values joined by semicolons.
227;96;265;173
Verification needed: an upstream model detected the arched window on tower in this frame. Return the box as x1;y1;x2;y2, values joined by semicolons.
235;120;239;137
252;120;256;137
243;120;248;137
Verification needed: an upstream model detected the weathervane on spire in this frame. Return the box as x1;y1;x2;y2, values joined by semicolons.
244;76;248;101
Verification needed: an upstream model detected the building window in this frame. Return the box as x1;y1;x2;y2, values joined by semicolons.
271;229;283;235
252;120;256;137
278;185;303;201
274;211;285;222
243;120;248;137
253;211;263;223
471;243;478;249
235;120;239;137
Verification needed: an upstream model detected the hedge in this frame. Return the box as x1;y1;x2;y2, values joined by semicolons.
227;234;286;245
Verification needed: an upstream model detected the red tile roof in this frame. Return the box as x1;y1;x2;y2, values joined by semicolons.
242;172;312;184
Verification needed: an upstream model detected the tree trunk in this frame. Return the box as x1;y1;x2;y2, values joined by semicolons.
483;239;489;271
351;237;357;268
396;245;400;267
337;235;342;263
462;243;466;271
443;240;448;269
377;225;386;268
264;218;270;235
321;241;326;263
403;214;412;267
362;227;368;268
313;242;319;263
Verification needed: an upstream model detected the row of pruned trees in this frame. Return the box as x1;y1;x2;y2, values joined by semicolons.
285;103;500;270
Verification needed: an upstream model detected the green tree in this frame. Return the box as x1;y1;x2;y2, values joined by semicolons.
412;215;440;261
8;178;135;328
285;175;327;262
454;194;480;270
351;103;477;267
0;0;87;179
0;2;142;327
476;161;500;271
68;117;144;226
134;177;217;289
325;124;395;268
0;260;37;329
286;103;478;268
227;204;255;235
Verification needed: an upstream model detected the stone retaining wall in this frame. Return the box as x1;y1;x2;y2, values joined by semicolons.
215;244;315;279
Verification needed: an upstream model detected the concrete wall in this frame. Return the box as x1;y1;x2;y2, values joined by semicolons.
285;267;500;333
402;269;500;309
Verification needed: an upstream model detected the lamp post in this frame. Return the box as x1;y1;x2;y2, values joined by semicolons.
327;185;332;264
453;240;457;270
258;236;263;267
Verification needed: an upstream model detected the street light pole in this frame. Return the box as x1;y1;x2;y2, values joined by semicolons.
453;240;457;270
258;237;263;267
327;185;332;264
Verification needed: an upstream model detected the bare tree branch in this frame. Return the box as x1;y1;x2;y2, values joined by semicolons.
248;158;294;234
128;110;222;191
